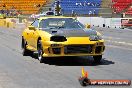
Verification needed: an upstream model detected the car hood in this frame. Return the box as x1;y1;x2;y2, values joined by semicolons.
44;28;97;37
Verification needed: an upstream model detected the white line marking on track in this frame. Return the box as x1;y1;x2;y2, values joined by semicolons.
106;45;132;51
103;36;121;40
105;40;132;46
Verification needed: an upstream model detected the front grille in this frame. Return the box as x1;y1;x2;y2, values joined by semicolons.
64;45;93;54
95;46;102;53
52;48;61;54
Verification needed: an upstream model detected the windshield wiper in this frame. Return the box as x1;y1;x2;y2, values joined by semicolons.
47;27;56;29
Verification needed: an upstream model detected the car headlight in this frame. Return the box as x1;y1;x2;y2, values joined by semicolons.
89;35;102;41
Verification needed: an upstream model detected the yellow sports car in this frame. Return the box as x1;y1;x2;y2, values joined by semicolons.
22;16;105;63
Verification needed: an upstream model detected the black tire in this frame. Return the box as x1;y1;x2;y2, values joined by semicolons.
37;40;44;63
21;38;30;56
79;77;90;86
93;55;102;63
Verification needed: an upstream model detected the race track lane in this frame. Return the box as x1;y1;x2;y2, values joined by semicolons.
0;27;132;88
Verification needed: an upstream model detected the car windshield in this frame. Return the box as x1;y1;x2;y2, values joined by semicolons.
39;18;85;30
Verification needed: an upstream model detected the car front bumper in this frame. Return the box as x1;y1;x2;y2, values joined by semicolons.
42;42;105;57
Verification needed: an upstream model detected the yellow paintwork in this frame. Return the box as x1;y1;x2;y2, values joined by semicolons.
85;23;91;28
0;19;15;28
22;16;105;57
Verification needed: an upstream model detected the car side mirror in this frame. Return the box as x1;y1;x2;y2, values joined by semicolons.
28;26;36;31
85;24;91;29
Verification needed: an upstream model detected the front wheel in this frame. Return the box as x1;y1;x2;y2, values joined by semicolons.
93;55;102;63
37;40;44;63
22;38;30;56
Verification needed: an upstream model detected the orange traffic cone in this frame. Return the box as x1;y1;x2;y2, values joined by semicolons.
82;67;88;78
79;67;91;86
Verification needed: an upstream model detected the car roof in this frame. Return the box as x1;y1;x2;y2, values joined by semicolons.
39;16;74;21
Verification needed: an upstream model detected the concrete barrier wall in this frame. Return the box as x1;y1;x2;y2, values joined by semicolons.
77;17;123;28
77;17;105;27
0;17;130;29
0;18;18;28
109;18;121;28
